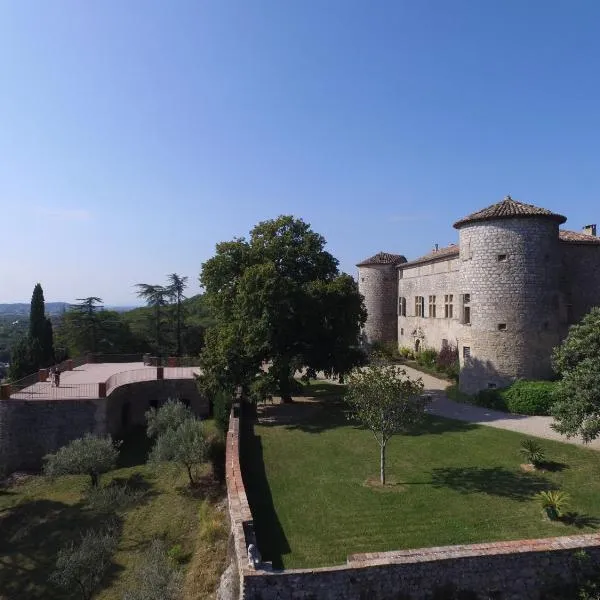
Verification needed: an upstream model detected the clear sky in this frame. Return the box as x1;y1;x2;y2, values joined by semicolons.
1;1;599;305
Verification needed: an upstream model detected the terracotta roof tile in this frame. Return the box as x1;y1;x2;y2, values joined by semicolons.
559;230;600;244
357;252;407;266
399;244;460;268
453;196;566;228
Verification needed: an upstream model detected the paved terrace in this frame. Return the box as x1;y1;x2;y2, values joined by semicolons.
4;362;201;401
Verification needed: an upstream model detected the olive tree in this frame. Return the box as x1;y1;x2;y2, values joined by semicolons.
345;365;427;485
43;434;120;488
149;418;206;485
146;398;194;438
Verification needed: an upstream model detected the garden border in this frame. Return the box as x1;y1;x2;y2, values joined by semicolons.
225;404;600;599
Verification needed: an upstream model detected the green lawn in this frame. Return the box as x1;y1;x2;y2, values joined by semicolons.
0;426;228;600
243;394;600;570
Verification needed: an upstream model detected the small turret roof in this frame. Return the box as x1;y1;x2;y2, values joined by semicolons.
356;252;407;267
559;230;600;245
453;195;567;229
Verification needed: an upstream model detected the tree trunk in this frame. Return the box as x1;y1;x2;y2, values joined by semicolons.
90;471;99;488
278;358;293;403
186;463;194;486
380;443;386;486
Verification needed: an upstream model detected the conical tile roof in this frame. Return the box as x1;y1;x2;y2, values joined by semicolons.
356;252;407;267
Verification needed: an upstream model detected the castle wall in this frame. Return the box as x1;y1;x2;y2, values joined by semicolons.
560;243;600;324
397;257;466;352
358;264;398;344
458;218;562;394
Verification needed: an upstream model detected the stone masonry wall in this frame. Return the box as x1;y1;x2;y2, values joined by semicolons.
0;398;106;475
225;408;600;600
561;243;600;324
397;256;466;353
358;264;398;344
458;218;562;394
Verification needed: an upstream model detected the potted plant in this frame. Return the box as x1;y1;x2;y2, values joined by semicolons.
537;490;570;521
520;439;546;469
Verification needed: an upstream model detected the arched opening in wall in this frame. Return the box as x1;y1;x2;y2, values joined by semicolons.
414;339;421;353
121;402;131;430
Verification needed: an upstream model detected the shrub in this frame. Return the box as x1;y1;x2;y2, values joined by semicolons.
537;490;571;520
49;526;118;600
86;482;146;513
417;348;438;368
503;380;556;416
122;539;183;600
398;347;415;360
370;341;400;361
474;388;508;411
206;432;226;483
436;344;459;380
520;439;546;467
43;434;120;488
146;399;194;438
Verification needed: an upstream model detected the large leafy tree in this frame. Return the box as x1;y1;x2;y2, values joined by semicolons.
200;215;366;401
166;273;188;357
345;365;427;485
551;307;600;442
135;284;169;356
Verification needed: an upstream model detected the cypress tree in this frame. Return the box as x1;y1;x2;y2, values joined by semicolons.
28;283;55;368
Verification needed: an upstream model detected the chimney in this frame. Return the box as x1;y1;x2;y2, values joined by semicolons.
583;224;597;237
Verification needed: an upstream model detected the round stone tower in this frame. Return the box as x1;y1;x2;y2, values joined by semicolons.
357;252;407;345
454;195;566;394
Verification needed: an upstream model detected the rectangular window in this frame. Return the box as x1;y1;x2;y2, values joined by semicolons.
497;323;507;331
441;338;449;349
462;293;471;325
428;295;436;318
415;296;425;317
497;254;507;262
463;346;471;359
444;294;454;318
398;296;406;317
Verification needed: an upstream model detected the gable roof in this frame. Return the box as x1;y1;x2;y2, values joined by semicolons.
559;230;600;245
453;195;567;229
399;244;460;268
356;252;407;267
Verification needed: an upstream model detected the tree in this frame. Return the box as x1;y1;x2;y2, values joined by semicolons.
200;216;367;401
550;307;600;442
73;297;104;353
135;284;169;355
8;336;40;380
43;434;120;487
146;399;194;438
149;418;206;485
49;526;118;600
166;273;188;357
345;365;427;485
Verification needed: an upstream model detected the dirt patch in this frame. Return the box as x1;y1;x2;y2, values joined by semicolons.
520;463;537;473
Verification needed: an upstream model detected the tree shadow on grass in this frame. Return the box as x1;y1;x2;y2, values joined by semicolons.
116;425;154;468
240;421;290;570
539;461;569;473
560;512;600;529
176;472;224;504
404;415;478;436
430;467;552;501
0;498;124;600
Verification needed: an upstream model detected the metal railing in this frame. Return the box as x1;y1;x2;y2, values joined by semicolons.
144;356;202;367
8;381;100;401
89;353;144;363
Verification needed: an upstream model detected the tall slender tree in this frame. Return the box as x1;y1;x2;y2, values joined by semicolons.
135;284;169;356
29;283;54;367
166;274;188;356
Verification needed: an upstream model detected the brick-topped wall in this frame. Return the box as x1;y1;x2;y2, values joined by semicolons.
225;408;600;599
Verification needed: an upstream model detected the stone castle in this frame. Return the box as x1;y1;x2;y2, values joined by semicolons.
357;196;600;394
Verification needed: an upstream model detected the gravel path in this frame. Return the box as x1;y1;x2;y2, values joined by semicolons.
399;365;600;451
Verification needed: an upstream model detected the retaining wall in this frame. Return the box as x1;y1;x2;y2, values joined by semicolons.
225;408;600;599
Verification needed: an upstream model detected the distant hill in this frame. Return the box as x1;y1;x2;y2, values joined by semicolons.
0;302;71;316
0;303;138;316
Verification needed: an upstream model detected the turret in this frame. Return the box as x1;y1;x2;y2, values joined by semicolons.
357;252;406;345
453;195;566;393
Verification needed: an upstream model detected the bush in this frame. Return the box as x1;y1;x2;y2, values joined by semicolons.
206;433;226;483
86;482;146;513
49;526;119;600
436;344;459;380
520;439;546;467
370;341;401;361
213;389;232;434
43;434;120;488
146;399;194;438
503;380;556;416
417;348;438;368
122;539;183;600
475;388;507;411
398;347;415;360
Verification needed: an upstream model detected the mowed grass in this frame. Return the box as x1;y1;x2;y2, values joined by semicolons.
243;390;600;569
0;426;228;600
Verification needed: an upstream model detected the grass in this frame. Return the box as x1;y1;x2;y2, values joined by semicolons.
243;399;600;570
0;425;228;600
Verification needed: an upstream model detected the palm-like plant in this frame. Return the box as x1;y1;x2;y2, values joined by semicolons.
537;490;570;520
520;439;546;468
135;284;168;356
166;274;188;357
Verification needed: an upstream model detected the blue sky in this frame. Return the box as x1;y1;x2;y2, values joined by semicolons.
1;1;599;304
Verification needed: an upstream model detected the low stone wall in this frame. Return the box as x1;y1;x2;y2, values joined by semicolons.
225;408;600;600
